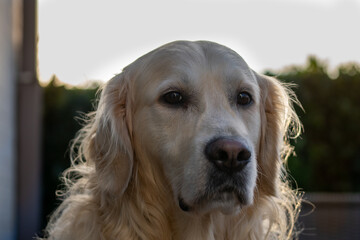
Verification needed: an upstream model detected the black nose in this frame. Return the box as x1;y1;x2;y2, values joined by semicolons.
205;137;251;172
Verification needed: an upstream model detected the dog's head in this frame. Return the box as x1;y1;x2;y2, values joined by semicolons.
89;41;299;215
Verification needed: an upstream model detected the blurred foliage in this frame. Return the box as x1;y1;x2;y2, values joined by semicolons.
265;56;360;192
41;58;360;226
42;76;99;226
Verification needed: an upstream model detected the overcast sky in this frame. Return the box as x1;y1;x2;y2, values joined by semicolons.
38;0;360;85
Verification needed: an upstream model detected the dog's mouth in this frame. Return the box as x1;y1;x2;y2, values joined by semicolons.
177;151;256;215
178;197;192;212
178;186;251;215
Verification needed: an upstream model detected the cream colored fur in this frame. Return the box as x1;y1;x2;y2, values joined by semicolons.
42;41;302;240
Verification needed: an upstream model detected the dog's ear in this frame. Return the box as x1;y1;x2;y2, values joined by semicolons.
255;72;301;196
87;72;134;196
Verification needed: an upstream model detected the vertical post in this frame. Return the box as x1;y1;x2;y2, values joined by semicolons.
0;0;19;239
17;0;42;239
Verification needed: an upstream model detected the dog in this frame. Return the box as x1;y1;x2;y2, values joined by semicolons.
42;41;302;239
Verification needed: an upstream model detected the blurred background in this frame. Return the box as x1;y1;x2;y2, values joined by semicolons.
0;0;359;239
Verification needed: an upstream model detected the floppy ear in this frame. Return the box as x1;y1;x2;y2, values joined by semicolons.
255;72;300;196
88;72;134;196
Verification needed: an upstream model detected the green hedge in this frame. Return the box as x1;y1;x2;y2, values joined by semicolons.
267;57;360;192
42;77;99;226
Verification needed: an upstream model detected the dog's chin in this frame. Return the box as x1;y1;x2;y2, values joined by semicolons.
179;191;253;215
202;193;243;215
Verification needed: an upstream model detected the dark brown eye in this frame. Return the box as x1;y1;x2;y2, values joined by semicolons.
163;91;184;105
237;92;252;106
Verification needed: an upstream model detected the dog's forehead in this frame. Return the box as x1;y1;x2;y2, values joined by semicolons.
130;41;256;87
156;41;252;74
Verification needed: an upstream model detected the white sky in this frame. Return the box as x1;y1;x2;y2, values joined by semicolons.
38;0;360;85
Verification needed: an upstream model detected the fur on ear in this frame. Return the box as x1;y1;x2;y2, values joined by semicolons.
255;72;301;196
64;71;135;198
88;72;134;196
42;72;135;239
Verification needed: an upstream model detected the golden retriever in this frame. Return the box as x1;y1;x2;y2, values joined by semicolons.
42;41;302;240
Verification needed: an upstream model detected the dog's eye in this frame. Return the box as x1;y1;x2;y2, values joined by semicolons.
163;91;184;105
237;92;252;106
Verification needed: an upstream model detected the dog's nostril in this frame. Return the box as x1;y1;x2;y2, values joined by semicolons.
218;150;228;161
205;137;251;172
237;149;251;161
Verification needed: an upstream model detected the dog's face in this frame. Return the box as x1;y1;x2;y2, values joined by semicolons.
130;41;262;215
45;40;301;239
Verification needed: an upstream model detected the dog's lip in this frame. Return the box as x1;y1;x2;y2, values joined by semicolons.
178;192;246;215
178;197;192;212
207;189;244;204
177;187;245;213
